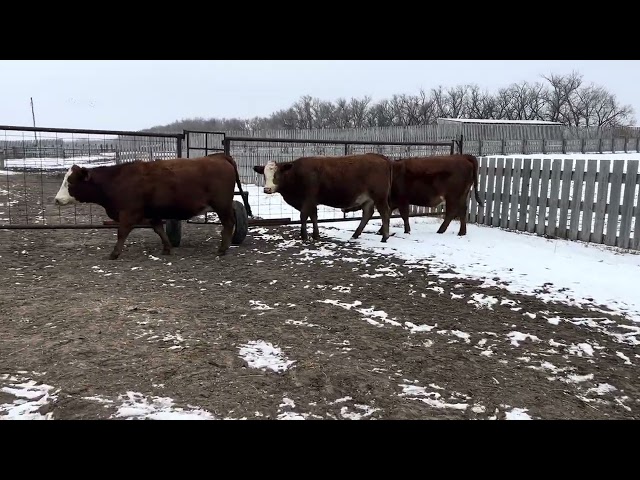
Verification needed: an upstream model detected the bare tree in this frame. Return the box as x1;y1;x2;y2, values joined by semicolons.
350;96;372;128
145;69;635;133
541;71;583;124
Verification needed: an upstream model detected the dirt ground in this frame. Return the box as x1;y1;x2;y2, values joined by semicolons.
1;214;639;420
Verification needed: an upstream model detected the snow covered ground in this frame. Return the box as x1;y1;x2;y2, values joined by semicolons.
241;182;640;324
317;215;640;323
3;153;118;170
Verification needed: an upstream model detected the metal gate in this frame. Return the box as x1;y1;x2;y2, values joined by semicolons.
0;124;183;229
182;130;460;227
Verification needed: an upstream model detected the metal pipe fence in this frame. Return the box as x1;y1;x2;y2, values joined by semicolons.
0;125;182;229
184;132;457;226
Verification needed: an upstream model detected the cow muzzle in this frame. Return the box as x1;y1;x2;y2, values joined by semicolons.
263;187;274;194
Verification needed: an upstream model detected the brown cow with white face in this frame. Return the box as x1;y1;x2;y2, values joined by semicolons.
378;153;483;236
54;153;248;260
253;153;393;242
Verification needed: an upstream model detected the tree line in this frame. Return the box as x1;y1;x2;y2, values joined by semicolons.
144;71;636;133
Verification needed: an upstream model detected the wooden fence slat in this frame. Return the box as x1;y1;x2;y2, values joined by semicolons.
618;160;639;248
592;160;610;244
547;159;562;237
509;159;522;230
468;156;480;224
568;160;585;241
527;158;542;233
605;160;625;246
477;157;488;224
492;158;504;227
517;158;532;231
634;171;640;250
557;158;574;239
501;158;513;229
536;159;551;236
484;157;496;225
579;159;598;242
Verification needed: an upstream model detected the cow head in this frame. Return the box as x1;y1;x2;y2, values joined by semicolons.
54;165;94;206
253;160;292;194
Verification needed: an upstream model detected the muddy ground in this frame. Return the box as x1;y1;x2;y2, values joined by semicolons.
1;216;639;420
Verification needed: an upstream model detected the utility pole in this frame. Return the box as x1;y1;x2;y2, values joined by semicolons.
30;97;38;144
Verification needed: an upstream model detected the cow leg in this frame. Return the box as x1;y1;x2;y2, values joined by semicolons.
398;202;411;234
352;200;375;239
216;205;235;255
299;211;309;241
109;220;135;260
375;198;392;242
310;206;320;241
457;202;469;236
436;203;457;234
376;202;397;235
300;202;317;242
151;220;173;255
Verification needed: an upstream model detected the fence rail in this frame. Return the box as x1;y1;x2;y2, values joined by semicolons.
470;156;640;251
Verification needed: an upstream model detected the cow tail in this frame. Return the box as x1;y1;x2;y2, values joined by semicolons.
225;155;253;217
388;157;394;207
467;154;483;207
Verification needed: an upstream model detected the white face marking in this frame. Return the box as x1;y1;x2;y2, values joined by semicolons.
263;161;278;193
54;167;77;206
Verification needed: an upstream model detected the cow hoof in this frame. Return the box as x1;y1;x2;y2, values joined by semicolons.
108;253;120;260
458;232;466;236
162;249;172;255
216;250;227;256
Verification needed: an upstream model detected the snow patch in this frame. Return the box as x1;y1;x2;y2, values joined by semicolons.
237;340;295;373
113;392;215;420
0;375;58;420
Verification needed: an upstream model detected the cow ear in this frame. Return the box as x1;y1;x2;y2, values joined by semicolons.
80;167;91;182
280;163;293;172
253;165;265;174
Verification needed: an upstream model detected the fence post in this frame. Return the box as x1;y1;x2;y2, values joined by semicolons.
459;134;464;154
479;140;483;156
501;139;506;155
522;139;526;154
176;134;183;158
542;139;546;154
599;138;603;154
624;137;628;153
581;138;586;154
562;139;566;154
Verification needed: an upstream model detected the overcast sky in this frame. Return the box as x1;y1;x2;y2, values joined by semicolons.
1;60;639;131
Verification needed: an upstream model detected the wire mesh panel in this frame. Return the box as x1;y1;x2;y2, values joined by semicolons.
189;136;456;225
0;125;182;228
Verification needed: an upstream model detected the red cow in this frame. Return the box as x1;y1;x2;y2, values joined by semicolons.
253;153;393;242
54;153;248;259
